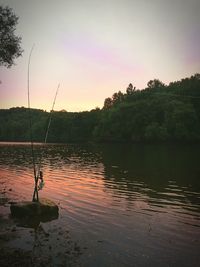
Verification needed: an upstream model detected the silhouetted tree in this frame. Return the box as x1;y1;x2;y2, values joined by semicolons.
112;91;124;104
0;6;23;67
103;97;113;109
126;83;135;95
147;79;165;89
1;74;200;143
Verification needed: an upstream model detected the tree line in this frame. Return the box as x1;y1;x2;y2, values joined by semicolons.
1;7;200;143
0;74;200;143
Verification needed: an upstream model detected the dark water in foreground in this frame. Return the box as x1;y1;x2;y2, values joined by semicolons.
0;142;200;266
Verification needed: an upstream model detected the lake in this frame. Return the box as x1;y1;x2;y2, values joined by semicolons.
0;142;200;266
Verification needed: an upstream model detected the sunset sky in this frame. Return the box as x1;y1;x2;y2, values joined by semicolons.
0;0;200;111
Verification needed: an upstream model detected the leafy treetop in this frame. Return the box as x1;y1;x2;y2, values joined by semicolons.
0;5;23;67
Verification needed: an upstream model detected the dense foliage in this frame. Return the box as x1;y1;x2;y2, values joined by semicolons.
0;5;22;67
0;74;200;143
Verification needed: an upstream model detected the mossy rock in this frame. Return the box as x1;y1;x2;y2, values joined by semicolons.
10;198;59;218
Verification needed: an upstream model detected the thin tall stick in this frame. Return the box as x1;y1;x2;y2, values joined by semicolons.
44;84;60;143
28;45;60;202
27;44;38;202
36;84;60;179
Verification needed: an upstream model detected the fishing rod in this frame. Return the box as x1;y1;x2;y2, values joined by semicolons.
32;81;60;202
32;83;60;202
34;84;60;182
27;45;38;201
28;45;60;202
44;83;60;143
27;45;41;202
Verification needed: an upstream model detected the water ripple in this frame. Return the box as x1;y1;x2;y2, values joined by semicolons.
1;142;200;266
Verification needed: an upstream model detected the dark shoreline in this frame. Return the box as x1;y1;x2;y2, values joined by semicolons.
0;186;82;267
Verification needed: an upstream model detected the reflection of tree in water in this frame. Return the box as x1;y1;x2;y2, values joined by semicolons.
0;143;102;171
97;143;200;208
39;142;200;209
1;143;200;212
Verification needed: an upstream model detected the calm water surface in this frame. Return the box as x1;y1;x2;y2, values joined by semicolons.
0;142;200;266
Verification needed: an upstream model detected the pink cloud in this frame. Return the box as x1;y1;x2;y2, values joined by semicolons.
62;35;143;75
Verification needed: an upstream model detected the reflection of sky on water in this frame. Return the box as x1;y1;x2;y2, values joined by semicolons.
0;142;200;266
0;142;200;211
